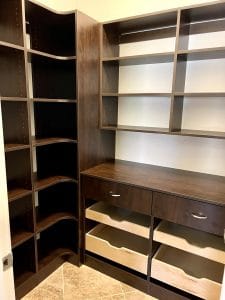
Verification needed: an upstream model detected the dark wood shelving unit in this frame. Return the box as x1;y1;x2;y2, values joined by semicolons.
100;2;225;139
80;3;225;300
0;0;107;298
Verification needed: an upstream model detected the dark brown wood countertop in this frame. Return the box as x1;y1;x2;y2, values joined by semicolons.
81;160;225;207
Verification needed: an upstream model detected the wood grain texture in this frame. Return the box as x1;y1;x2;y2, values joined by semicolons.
81;160;225;206
77;12;115;172
82;175;152;215
0;0;24;46
153;192;225;236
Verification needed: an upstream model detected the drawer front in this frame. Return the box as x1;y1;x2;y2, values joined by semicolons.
82;176;152;215
153;192;225;236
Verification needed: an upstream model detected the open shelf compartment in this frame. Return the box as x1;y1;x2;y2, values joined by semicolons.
9;194;34;248
5;149;32;202
36;182;78;232
0;0;24;46
30;54;76;100
25;0;75;56
1;101;30;150
13;238;36;288
0;46;26;97
35;143;78;183
34;102;77;141
37;219;78;270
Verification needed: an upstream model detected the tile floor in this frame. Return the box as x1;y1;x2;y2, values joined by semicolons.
22;262;156;300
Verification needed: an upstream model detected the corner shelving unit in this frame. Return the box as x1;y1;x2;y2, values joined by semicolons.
0;0;104;298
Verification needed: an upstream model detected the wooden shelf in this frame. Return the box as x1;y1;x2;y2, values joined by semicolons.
11;231;34;249
101;125;169;134
14;271;35;288
173;129;225;139
1;97;28;102
178;47;225;61
101;126;225;139
32;98;77;103
174;92;225;97
86;202;151;238
33;137;77;147
102;92;172;97
37;212;77;233
154;221;225;264
8;188;32;202
38;247;76;270
34;176;77;192
28;49;76;61
102;52;174;65
5;144;30;152
0;40;24;51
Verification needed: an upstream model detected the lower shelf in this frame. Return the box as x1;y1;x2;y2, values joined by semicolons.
86;224;149;274
38;247;76;270
8;187;32;202
11;231;34;249
151;245;223;300
37;219;78;270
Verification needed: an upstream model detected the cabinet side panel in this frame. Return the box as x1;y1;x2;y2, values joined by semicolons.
77;12;115;172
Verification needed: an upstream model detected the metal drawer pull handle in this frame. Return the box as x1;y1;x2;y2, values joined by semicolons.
191;212;208;220
109;191;120;197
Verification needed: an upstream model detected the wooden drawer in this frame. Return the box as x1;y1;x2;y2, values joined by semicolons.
82;176;152;215
86;202;151;238
153;192;225;236
151;245;223;300
86;224;149;274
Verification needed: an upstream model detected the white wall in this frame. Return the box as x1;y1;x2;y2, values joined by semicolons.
32;0;76;12
34;0;219;20
76;0;219;21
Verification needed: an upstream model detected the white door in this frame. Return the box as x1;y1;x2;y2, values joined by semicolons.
0;101;15;300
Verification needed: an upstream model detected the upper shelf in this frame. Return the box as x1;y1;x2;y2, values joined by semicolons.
28;49;76;61
177;47;225;61
101;126;225;139
25;0;76;57
102;92;172;97
102;52;174;65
